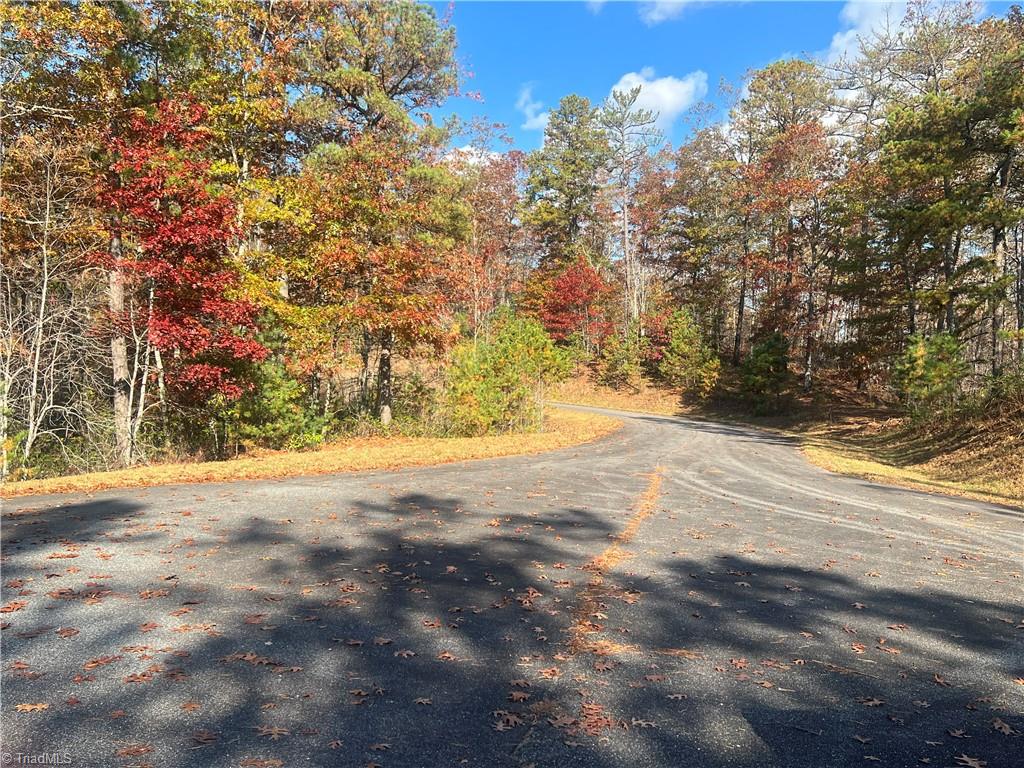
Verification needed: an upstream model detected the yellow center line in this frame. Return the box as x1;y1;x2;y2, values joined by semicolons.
568;466;665;655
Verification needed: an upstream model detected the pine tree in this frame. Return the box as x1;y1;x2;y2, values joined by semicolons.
524;95;610;265
659;310;721;397
601;86;661;329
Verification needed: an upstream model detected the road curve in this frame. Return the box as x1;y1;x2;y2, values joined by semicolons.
2;405;1021;768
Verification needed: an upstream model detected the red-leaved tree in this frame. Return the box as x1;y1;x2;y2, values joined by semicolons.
539;256;613;353
99;99;267;463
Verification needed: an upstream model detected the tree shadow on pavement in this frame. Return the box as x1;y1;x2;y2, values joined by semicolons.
1;492;1021;768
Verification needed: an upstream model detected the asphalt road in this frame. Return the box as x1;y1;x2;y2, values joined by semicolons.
2;405;1022;768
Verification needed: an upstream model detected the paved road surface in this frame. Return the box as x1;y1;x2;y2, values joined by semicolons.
2;405;1021;768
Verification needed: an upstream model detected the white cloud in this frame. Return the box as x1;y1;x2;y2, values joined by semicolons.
609;67;709;131
586;0;607;14
516;84;549;132
447;145;501;169
639;1;696;26
825;0;907;63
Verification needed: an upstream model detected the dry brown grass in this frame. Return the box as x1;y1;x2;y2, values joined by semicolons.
550;373;688;417
0;408;622;499
796;416;1023;506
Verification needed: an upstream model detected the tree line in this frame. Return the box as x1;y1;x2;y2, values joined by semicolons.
2;0;1022;479
522;2;1023;408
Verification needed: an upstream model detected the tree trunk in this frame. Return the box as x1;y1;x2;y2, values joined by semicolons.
622;183;639;331
991;153;1012;376
1016;225;1023;364
904;262;917;337
359;328;373;410
377;329;393;427
733;267;747;365
992;226;1006;377
130;282;155;457
802;236;819;394
941;177;959;337
943;233;957;336
785;206;796;301
154;347;167;431
802;279;815;393
108;229;133;467
0;356;10;480
23;228;50;462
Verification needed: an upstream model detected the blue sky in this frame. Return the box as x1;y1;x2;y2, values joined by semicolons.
429;1;1012;150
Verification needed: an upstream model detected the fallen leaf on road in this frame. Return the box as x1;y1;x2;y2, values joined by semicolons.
254;725;289;740
84;655;122;670
992;718;1016;735
548;714;575;728
115;744;152;757
15;703;49;712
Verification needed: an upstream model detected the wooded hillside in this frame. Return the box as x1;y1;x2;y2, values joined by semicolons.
2;0;1022;480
